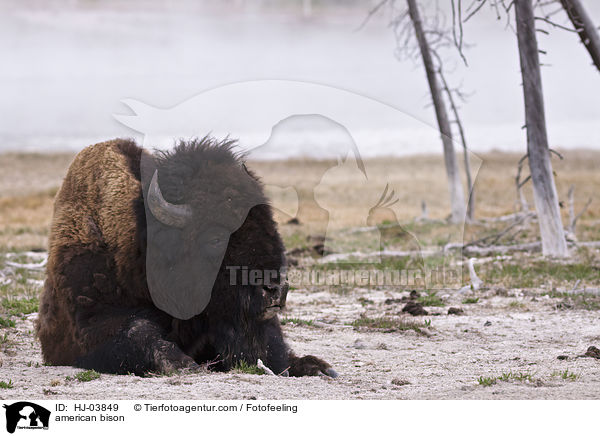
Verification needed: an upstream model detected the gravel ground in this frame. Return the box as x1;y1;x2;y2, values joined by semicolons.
1;283;599;400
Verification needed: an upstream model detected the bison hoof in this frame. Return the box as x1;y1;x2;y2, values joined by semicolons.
290;355;337;378
156;355;201;374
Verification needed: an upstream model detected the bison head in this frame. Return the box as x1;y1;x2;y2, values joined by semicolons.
141;137;286;320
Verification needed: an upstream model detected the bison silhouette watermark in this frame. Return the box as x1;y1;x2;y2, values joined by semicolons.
114;80;481;318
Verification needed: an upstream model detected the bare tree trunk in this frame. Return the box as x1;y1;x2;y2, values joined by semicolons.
406;0;466;224
438;68;475;221
515;0;569;257
515;154;531;212
559;0;600;72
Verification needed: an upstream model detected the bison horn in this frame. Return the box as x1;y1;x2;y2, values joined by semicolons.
147;170;192;228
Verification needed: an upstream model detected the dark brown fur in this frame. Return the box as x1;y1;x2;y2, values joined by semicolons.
36;138;335;377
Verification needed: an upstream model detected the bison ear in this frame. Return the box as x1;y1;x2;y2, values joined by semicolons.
241;162;261;183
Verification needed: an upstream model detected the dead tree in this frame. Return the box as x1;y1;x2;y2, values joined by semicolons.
438;65;475;221
361;1;474;224
515;154;531;212
406;0;467;224
567;185;592;235
515;0;569;257
559;0;600;71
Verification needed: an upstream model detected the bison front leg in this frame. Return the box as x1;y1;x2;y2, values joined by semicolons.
41;248;199;376
288;353;338;378
262;318;338;378
76;309;200;376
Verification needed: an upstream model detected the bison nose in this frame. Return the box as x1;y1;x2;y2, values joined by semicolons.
262;283;288;308
262;284;281;299
263;284;278;293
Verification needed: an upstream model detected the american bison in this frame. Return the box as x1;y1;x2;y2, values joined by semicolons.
36;137;336;377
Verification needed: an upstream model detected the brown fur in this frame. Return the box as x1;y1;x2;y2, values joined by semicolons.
36;138;336;377
37;139;148;364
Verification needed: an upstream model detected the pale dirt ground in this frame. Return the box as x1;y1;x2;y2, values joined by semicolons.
0;151;599;400
1;277;600;400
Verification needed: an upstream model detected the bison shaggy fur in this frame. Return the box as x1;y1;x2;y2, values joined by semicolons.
35;138;336;377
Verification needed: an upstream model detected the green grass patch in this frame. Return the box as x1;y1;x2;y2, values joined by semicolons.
477;376;497;387
232;361;265;375
67;370;101;382
498;371;535;383
417;290;444;307
478;371;537;387
481;261;600;289
0;317;16;328
0;380;13;389
551;369;579;381
462;297;479;304
1;297;39;316
280;317;314;327
348;316;430;334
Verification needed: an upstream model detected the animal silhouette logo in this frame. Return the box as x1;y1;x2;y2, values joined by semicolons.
3;402;50;433
113;80;477;299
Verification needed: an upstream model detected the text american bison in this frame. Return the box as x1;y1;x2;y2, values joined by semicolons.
36;138;336;377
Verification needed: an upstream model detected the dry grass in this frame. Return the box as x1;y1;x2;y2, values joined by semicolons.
250;149;600;247
0;149;599;251
0;152;74;250
249;149;600;224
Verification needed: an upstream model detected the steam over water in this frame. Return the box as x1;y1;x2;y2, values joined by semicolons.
1;1;599;157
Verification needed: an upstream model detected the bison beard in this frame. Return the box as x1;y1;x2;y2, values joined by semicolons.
35;138;336;377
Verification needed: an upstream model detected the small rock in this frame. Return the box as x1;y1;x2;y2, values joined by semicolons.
584;346;600;359
353;339;367;349
448;307;464;315
312;321;330;329
557;355;569;360
384;298;403;305
313;243;325;256
402;301;428;316
287;218;300;225
556;301;573;310
376;343;388;350
391;378;410;386
484;321;492;327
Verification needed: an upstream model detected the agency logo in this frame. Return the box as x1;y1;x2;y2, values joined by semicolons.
3;402;50;434
114;80;481;316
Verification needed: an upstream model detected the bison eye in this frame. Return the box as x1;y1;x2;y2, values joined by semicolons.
207;235;227;249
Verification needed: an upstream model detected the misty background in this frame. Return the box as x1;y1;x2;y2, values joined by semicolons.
1;0;599;157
